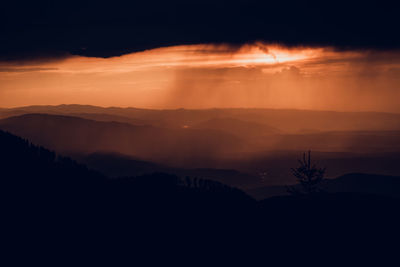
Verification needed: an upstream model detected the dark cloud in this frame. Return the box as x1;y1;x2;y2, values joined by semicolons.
0;67;58;73
1;0;399;60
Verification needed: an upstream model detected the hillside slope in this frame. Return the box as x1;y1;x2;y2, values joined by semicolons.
2;129;400;264
0;113;244;166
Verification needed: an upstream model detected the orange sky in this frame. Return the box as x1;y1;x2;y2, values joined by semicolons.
1;43;400;112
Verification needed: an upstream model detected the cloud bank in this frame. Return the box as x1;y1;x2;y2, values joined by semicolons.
1;0;399;60
1;44;400;112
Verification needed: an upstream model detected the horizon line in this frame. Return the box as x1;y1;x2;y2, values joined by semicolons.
1;104;400;115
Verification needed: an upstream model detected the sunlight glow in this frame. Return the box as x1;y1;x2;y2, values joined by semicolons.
1;43;400;112
9;43;321;73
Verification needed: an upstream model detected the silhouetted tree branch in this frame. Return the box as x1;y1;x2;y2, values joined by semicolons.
287;151;325;195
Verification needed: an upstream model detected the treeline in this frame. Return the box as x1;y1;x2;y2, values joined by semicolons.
1;129;399;265
0;129;253;210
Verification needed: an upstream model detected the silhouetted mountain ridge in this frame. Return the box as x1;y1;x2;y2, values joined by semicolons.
0;129;104;180
2;129;400;264
0;128;254;207
74;152;262;188
2;111;400;178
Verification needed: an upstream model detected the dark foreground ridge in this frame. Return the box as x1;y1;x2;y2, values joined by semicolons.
1;129;399;264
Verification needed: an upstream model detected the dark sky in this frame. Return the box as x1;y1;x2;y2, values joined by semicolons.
1;0;399;60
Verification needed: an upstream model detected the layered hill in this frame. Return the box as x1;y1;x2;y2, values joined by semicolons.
2;128;400;263
2;104;400;132
192;117;280;138
0;113;243;166
75;152;262;188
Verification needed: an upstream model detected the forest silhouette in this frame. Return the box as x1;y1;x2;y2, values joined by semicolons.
1;129;399;264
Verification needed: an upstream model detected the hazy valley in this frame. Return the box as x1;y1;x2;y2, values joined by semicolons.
1;104;400;199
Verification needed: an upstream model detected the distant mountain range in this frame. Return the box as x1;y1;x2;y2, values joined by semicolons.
191;117;280;141
2;104;400;132
0;113;243;166
2;127;400;200
2;106;400;262
1;105;400;187
1;110;400;165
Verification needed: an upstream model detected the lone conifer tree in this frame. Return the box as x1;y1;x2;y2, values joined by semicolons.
287;151;325;195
